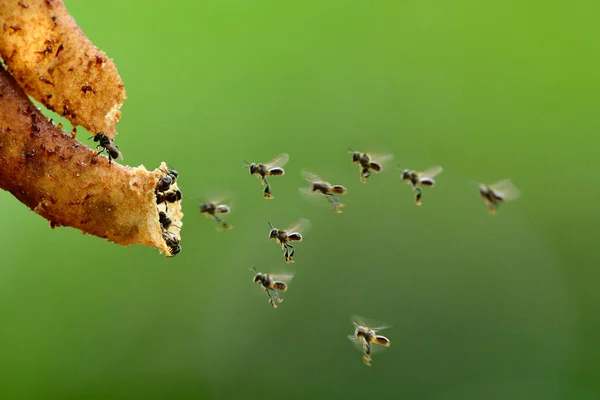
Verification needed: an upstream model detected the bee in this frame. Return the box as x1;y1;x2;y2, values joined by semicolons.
156;189;182;206
89;132;122;164
477;179;520;214
162;230;181;257
300;171;347;214
268;218;309;263
250;267;294;308
244;153;289;199
348;147;394;183
199;197;233;230
156;167;179;194
158;210;182;231
347;316;391;366
400;165;443;205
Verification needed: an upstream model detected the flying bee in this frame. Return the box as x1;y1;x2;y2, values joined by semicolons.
300;170;347;214
400;165;443;205
347;316;391;367
88;132;122;164
476;179;520;215
250;267;294;309
162;230;181;257
244;153;289;199
268;218;309;263
199;197;233;230
348;147;394;183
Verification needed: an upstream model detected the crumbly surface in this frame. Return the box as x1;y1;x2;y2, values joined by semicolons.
0;67;181;256
0;0;126;138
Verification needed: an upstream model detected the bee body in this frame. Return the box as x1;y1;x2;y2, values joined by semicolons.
245;154;289;199
348;318;391;366
400;166;443;205
90;132;122;164
200;200;232;229
251;268;293;308
477;179;520;214
268;219;309;263
349;148;393;182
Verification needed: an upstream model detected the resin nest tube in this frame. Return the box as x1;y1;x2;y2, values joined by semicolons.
0;68;183;256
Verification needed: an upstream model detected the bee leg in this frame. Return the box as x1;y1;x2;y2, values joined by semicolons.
363;343;372;366
212;215;225;229
283;246;289;262
287;244;295;261
263;179;273;199
327;195;343;214
362;168;370;181
266;289;277;308
273;290;284;303
415;187;423;206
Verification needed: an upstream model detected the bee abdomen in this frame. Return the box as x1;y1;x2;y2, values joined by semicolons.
267;167;285;176
287;233;302;241
369;162;382;172
419;178;435;186
331;185;347;194
272;282;287;291
215;205;230;214
373;335;390;346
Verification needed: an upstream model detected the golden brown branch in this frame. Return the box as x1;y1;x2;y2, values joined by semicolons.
0;67;182;256
0;0;126;138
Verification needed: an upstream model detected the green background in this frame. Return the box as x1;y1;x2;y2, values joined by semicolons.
1;0;598;398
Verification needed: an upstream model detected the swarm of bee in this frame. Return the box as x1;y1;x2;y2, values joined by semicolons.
104;146;520;366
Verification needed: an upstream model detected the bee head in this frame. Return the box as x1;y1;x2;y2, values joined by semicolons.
351;152;361;163
253;273;264;283
249;163;258;175
400;169;410;180
250;267;262;283
93;132;106;142
167;169;178;181
268;222;278;239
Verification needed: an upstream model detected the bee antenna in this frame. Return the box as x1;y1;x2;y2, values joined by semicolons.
87;135;94;140
242;160;250;167
267;221;274;229
347;146;354;152
249;267;257;273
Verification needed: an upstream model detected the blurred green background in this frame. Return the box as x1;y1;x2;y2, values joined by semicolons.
1;0;599;398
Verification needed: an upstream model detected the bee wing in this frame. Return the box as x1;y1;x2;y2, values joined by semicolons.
368;153;394;165
299;187;321;199
348;335;366;352
269;272;295;284
417;165;443;180
286;217;311;234
264;153;289;169
351;315;391;332
300;170;327;184
200;189;235;207
489;179;521;201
